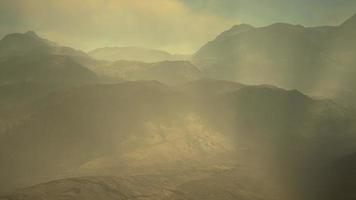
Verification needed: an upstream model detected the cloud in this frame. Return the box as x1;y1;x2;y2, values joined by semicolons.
182;0;356;26
0;0;234;54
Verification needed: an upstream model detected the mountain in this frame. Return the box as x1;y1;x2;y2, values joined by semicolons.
93;60;202;84
89;46;190;62
0;32;99;134
192;13;356;100
0;31;108;78
0;55;97;85
0;31;89;58
0;31;100;85
0;31;103;93
0;54;98;132
0;31;197;85
0;31;56;56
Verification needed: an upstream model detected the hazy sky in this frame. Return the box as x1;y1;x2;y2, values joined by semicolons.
0;0;356;54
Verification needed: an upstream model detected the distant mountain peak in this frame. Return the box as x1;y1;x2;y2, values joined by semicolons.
3;31;39;41
0;31;57;47
231;23;254;30
228;23;255;34
24;30;38;37
215;24;254;40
